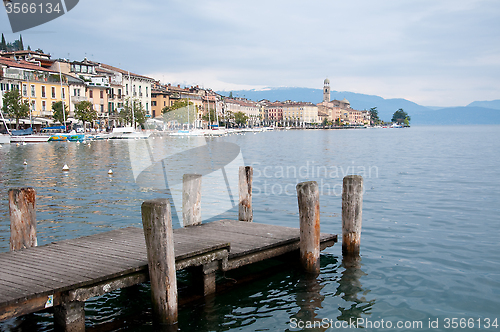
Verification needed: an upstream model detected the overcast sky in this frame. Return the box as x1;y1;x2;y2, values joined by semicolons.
1;0;499;106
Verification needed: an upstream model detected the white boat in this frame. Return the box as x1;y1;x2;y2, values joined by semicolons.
0;134;10;144
170;129;206;136
10;134;50;143
9;128;50;143
110;127;151;139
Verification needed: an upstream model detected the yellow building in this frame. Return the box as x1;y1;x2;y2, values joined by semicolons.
0;58;70;120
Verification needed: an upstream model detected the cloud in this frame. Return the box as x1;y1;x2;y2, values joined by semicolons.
2;0;499;106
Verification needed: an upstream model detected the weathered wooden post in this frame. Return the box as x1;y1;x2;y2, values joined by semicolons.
183;174;202;227
141;199;178;326
239;166;253;222
342;175;363;256
54;301;85;332
8;187;37;251
296;181;320;274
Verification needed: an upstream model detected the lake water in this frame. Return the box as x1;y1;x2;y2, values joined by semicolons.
0;126;499;331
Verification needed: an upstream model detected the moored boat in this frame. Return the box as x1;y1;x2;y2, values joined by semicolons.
0;134;10;144
110;127;151;139
10;128;50;143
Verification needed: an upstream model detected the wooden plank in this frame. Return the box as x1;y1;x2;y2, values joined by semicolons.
2;257;90;283
8;250;127;283
0;292;62;321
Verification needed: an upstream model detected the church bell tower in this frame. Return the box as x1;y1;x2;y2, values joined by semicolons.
323;78;330;102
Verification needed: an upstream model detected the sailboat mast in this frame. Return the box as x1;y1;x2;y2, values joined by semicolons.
26;70;32;129
58;62;66;131
128;71;135;129
0;108;11;135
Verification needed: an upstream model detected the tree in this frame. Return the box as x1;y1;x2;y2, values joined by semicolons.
74;100;97;130
234;111;248;126
1;89;29;129
229;92;233;98
19;35;24;51
0;34;6;51
162;98;192;114
52;101;69;125
120;98;146;128
392;108;411;124
202;109;217;125
369;107;381;125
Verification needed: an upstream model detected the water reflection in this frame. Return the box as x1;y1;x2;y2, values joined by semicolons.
292;274;327;331
336;254;375;326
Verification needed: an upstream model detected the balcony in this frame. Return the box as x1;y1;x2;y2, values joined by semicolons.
71;96;88;103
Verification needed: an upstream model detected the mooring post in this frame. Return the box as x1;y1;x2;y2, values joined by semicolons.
296;181;321;274
8;187;37;251
342;175;364;256
183;174;202;227
239;166;253;222
141;199;178;326
54;301;86;332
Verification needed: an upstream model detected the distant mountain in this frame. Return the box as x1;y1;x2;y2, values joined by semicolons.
217;87;500;125
415;106;500;125
467;100;500;110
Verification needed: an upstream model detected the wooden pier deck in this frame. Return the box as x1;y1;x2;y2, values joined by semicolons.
0;219;337;322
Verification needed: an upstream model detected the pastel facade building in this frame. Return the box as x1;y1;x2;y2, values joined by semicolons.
0;57;70;121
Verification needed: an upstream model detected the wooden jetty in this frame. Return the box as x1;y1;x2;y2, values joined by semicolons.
0;169;364;331
0;220;336;320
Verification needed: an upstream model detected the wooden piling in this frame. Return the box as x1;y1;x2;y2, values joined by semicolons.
53;301;85;332
183;174;202;227
239;166;253;222
296;181;320;274
141;199;178;325
8;187;37;251
342;175;363;256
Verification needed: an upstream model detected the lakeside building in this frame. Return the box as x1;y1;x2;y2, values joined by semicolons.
317;78;370;126
260;100;319;126
151;81;169;118
224;98;261;126
99;63;154;125
0;57;70;128
151;82;224;128
261;101;283;125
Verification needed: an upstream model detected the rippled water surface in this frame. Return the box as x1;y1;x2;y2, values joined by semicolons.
0;126;499;331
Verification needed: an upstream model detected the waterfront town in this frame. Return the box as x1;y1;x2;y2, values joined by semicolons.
0;48;371;132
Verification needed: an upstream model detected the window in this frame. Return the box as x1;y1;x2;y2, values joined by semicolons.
100;105;104;113
152;101;156;106
31;100;36;111
118;88;122;98
31;85;35;97
62;88;65;99
146;87;148;97
100;90;103;99
89;90;93;98
133;85;136;96
22;84;27;97
52;87;56;98
42;101;46;111
146;103;148;112
41;86;46;98
139;86;142;97
126;84;128;95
